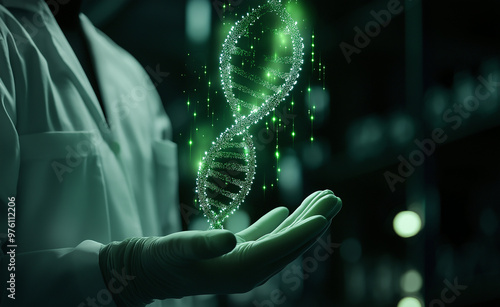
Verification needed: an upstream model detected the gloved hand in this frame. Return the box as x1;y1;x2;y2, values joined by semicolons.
99;190;341;307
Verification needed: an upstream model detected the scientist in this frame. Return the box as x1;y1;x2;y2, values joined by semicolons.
0;0;342;306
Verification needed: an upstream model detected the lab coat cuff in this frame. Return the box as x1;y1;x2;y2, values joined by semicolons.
73;240;117;307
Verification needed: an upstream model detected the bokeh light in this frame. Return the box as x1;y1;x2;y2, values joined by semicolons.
400;269;423;293
397;297;422;307
393;211;422;238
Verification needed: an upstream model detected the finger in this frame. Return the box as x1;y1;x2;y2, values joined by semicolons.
291;193;341;226
236;207;289;241
271;190;322;233
273;190;337;234
293;190;340;222
156;230;236;261
246;215;328;266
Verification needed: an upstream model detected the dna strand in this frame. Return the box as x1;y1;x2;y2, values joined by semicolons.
196;0;304;229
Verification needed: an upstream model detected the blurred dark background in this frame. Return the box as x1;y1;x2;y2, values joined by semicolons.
82;0;500;306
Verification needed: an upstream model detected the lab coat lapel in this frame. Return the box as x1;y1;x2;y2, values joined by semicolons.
79;15;123;134
33;4;111;136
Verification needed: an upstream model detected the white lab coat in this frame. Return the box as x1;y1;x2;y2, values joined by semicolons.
0;0;200;306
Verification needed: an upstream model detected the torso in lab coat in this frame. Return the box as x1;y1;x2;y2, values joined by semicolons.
0;1;203;306
2;2;181;250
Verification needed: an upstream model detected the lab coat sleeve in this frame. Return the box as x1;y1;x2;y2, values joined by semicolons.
0;13;113;307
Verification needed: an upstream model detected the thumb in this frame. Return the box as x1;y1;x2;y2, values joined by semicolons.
161;230;237;261
202;230;237;258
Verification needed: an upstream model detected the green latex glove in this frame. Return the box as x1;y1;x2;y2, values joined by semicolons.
99;190;341;306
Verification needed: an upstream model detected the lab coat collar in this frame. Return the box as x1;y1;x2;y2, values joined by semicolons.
2;0;114;138
0;0;57;29
0;0;47;13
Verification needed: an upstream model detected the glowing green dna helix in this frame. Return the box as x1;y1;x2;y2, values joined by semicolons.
196;0;304;229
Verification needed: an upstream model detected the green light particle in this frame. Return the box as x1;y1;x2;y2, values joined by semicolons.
310;137;314;142
272;116;277;122
189;140;193;145
275;151;280;159
311;116;314;120
292;131;295;137
263;185;266;190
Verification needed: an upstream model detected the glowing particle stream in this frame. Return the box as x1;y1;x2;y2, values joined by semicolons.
196;0;304;229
